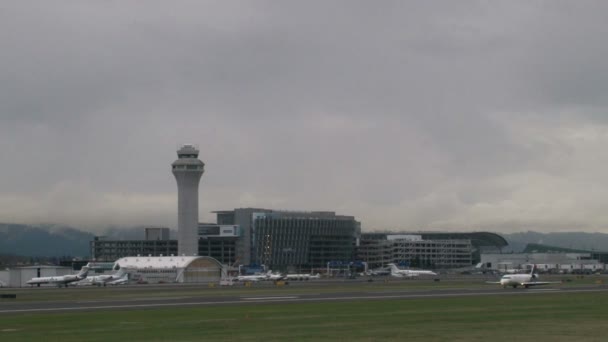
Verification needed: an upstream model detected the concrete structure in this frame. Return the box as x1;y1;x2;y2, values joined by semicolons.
172;144;205;256
91;237;177;261
113;256;224;283
198;224;240;265
145;227;171;241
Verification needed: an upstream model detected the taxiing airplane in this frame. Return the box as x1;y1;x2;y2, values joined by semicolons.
26;265;90;287
488;265;560;289
387;263;437;277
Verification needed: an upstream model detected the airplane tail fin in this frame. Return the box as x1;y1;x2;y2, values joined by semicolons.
113;268;126;278
530;264;538;278
77;266;90;278
387;263;400;274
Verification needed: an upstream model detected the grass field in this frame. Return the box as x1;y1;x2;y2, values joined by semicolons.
2;291;608;341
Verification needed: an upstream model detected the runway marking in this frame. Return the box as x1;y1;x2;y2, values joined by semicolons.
0;288;605;314
242;296;299;300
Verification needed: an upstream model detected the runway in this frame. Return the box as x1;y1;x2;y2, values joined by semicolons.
1;285;607;314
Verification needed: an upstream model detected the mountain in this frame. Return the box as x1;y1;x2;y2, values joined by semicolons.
0;223;94;258
502;231;608;252
0;224;177;258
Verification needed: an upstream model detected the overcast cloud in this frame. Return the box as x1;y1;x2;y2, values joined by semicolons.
2;1;608;233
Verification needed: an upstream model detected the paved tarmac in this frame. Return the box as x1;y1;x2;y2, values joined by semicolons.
1;284;607;314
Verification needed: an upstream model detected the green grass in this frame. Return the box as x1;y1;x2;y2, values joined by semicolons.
2;292;608;341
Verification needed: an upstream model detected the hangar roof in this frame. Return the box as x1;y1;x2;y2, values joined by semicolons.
113;256;221;269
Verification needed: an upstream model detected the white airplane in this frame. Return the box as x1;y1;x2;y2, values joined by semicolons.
27;265;90;287
387;263;437;277
284;273;321;281
84;269;128;287
235;273;269;282
364;268;391;276
266;271;284;281
106;271;129;285
489;265;560;289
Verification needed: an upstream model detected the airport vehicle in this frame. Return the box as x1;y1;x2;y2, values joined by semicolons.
284;273;321;281
488;265;560;289
26;265;90;287
387;263;437;277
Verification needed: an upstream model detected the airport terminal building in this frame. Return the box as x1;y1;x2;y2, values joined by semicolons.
89;209;513;273
358;232;507;269
90;209;361;271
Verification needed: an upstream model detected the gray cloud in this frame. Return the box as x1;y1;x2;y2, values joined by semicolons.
2;1;608;233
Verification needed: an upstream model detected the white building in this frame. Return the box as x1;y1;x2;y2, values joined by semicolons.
481;253;605;273
113;255;224;283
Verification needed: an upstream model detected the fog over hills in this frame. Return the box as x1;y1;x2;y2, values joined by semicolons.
2;223;608;258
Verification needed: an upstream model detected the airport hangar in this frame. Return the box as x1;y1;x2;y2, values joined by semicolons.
0;265;73;287
112;255;225;284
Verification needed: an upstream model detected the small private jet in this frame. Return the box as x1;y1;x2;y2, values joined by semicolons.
387;263;437;277
488;265;560;289
284;273;321;281
235;272;271;282
76;269;128;286
26;265;90;287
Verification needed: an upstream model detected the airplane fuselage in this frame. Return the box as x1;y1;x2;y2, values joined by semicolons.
27;275;79;286
500;274;532;288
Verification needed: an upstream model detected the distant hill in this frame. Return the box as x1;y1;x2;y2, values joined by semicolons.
502;231;608;252
0;223;94;258
0;224;176;258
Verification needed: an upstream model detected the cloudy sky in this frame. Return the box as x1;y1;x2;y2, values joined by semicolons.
2;1;608;233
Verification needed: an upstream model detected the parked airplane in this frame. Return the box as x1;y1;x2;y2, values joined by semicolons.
488;265;560;289
284;273;321;281
387;263;437;277
266;271;284;281
363;268;391;276
26;265;90;287
84;269;128;287
235;273;269;282
106;271;129;285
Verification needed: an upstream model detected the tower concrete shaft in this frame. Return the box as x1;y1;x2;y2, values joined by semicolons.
172;144;204;256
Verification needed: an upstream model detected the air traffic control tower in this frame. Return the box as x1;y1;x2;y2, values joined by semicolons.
172;144;205;256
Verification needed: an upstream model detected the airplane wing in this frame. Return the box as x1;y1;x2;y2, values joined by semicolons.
485;281;502;284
